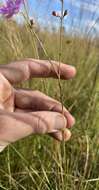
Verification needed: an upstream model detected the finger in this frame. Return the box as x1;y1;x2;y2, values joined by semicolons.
0;59;76;84
15;89;75;128
15;108;71;142
15;89;75;142
50;129;71;141
0;111;67;145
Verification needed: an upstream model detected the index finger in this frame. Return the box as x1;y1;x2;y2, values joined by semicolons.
0;59;76;84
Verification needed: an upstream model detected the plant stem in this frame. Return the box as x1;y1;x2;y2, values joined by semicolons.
58;0;64;113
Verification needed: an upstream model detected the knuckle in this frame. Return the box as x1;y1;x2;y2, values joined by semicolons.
34;90;40;95
0;115;7;137
0;73;12;103
20;62;30;81
35;117;47;134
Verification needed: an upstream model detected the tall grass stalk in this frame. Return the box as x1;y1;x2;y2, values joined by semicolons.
0;0;99;189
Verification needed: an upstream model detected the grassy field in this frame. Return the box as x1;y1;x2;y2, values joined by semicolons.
0;6;99;190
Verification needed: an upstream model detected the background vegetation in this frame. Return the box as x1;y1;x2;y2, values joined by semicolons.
0;1;99;189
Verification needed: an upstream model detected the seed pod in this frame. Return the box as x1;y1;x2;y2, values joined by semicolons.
63;10;68;17
52;11;56;17
52;11;61;18
52;10;68;19
66;40;71;44
29;18;35;29
30;19;34;26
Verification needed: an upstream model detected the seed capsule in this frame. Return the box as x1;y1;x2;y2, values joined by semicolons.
63;10;68;17
52;10;68;18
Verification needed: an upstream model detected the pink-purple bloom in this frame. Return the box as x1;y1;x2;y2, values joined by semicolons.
0;0;23;18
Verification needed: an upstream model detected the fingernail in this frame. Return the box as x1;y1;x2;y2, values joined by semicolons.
0;141;9;152
0;145;7;152
63;129;71;141
55;114;67;130
66;112;75;128
52;129;71;142
66;65;76;79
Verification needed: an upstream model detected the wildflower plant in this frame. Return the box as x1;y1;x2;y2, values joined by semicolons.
0;1;99;189
52;0;68;114
0;0;68;133
0;0;23;18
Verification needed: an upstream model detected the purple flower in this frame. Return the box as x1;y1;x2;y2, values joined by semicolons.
0;0;24;18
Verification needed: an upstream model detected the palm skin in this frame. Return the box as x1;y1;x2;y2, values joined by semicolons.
0;59;76;152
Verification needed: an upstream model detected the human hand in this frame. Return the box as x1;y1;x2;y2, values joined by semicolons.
0;59;76;152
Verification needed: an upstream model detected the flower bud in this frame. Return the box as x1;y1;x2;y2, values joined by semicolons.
63;10;68;17
52;11;61;18
29;18;35;29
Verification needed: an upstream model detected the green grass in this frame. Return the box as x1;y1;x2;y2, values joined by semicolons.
0;18;99;190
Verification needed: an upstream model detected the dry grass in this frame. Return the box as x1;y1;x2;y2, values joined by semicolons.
0;1;99;189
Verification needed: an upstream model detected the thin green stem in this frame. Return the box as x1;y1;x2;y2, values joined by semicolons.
58;0;64;113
